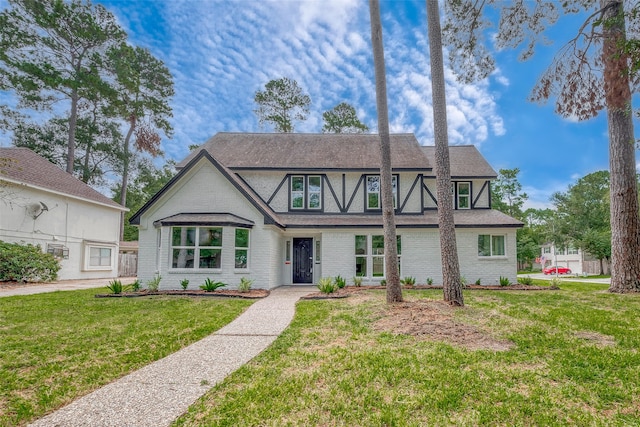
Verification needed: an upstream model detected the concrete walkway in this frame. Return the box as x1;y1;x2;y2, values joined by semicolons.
28;285;315;427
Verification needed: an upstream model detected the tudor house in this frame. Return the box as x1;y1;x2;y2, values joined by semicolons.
130;133;522;290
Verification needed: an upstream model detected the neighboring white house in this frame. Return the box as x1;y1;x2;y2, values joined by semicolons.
130;133;523;290
539;243;610;275
0;147;127;281
540;244;583;273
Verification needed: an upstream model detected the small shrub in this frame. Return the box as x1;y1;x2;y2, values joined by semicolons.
518;276;533;286
200;278;226;292
106;279;126;294
0;240;60;282
380;279;387;286
475;278;481;286
499;276;510;286
146;274;161;291
549;278;561;290
130;279;141;292
180;279;190;290
353;276;363;287
334;275;346;289
426;277;433;286
317;277;336;294
238;277;253;293
401;276;416;287
460;276;468;288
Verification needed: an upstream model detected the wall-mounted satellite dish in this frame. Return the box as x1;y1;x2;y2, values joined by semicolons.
27;201;49;220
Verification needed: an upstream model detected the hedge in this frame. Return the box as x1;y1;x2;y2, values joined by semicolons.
0;241;60;282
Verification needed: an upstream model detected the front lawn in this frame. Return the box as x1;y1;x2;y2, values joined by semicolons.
0;289;253;426
175;282;640;426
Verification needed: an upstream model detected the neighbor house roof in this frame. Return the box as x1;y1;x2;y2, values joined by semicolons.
178;133;432;171
0;147;125;210
421;145;497;179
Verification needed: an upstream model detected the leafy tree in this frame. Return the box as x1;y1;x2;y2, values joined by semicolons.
322;102;369;133
491;168;528;220
13;114;121;186
0;0;126;175
369;0;402;303
109;43;174;239
551;171;611;274
253;77;310;132
427;0;462;306
112;160;175;241
442;1;640;292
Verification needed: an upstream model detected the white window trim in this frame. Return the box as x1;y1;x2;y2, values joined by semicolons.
290;175;322;210
355;234;401;278
478;234;507;258
234;228;250;272
366;175;398;210
170;226;223;271
82;241;116;271
457;182;471;210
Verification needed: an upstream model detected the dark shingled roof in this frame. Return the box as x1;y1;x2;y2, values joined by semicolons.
178;133;432;171
153;213;255;228
0;147;124;210
421;145;497;178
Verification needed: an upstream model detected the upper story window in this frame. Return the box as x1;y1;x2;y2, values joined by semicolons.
366;175;398;210
291;175;322;210
457;182;470;209
452;181;471;209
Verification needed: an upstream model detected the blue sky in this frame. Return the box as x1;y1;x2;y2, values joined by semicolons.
1;0;637;209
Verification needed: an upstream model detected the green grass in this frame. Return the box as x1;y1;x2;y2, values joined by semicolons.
0;288;253;426
174;282;640;426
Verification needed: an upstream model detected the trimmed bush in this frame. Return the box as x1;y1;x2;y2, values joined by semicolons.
200;278;226;292
400;276;416;286
317;277;336;294
238;277;253;292
499;276;510;287
334;275;346;289
0;241;60;282
180;279;189;290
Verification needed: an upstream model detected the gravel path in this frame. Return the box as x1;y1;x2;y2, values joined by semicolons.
28;285;315;427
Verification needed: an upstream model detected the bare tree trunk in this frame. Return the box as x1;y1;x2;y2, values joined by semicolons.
67;89;78;175
119;116;136;241
601;0;640;293
427;0;463;306
369;0;402;303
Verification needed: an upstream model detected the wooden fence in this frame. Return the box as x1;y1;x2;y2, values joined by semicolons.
118;253;138;277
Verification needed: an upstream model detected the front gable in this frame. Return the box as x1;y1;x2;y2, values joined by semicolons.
130;150;282;229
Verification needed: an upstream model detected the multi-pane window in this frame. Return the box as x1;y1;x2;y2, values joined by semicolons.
355;234;401;277
355;235;368;277
366;175;397;209
457;182;470;209
478;234;506;257
90;247;111;266
235;228;250;269
291;175;322;210
567;247;579;255
452;181;471;209
171;227;222;269
543;247;551;254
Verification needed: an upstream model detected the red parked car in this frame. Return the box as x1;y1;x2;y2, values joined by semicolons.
543;266;572;275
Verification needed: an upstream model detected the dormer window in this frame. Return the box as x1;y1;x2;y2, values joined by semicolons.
366;175;398;210
290;175;322;210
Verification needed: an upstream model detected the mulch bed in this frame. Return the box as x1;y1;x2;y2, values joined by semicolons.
301;283;552;299
95;289;270;299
